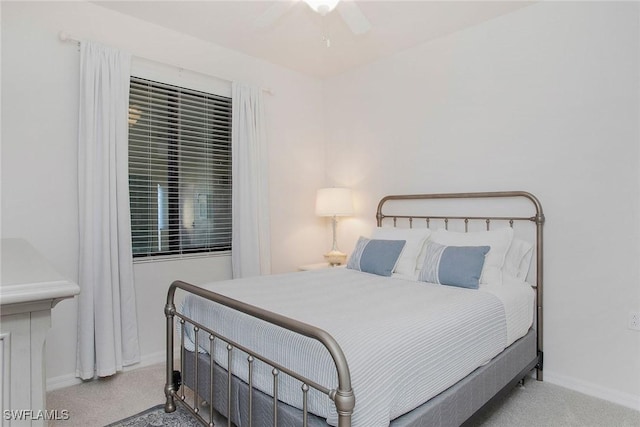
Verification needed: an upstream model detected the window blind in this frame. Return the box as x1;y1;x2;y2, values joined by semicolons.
128;76;232;258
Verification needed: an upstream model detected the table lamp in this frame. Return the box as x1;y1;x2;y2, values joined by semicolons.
316;187;354;265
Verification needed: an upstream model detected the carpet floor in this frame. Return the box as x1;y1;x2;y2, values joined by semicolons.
47;363;640;427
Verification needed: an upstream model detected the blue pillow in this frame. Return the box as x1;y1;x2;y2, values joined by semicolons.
347;237;406;277
418;242;490;289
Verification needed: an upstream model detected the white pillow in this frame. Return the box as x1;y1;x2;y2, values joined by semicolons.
430;227;514;285
503;238;534;281
371;227;431;278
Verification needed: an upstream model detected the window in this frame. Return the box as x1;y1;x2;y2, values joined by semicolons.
128;76;232;258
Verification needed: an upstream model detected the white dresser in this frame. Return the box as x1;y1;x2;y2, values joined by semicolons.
0;239;79;426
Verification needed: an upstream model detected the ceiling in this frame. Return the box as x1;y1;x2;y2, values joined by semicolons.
95;1;535;79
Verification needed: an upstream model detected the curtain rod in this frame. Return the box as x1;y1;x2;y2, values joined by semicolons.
58;31;275;96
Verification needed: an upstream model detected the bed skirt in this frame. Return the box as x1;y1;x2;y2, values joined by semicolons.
182;327;537;427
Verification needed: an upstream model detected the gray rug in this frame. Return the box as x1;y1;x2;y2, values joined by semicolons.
105;404;201;427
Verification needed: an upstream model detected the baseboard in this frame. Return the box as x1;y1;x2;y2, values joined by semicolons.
46;373;82;391
544;370;640;412
46;349;167;391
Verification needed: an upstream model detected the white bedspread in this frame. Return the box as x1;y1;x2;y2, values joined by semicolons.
181;268;530;427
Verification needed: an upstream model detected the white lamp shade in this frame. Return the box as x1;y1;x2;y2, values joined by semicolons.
315;188;354;217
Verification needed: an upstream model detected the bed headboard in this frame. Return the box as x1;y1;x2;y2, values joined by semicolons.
376;191;544;378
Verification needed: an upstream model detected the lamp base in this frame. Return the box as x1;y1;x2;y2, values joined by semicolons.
324;250;347;266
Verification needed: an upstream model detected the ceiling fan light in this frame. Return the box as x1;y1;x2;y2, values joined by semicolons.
304;0;340;16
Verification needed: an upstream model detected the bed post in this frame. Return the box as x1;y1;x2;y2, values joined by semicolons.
164;284;178;413
534;203;545;381
334;389;356;427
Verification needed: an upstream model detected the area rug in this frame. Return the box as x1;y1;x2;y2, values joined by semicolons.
105;403;201;427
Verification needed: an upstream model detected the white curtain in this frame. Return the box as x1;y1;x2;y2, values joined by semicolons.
231;83;272;278
76;41;140;379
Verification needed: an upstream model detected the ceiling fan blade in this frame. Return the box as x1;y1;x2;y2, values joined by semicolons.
337;1;372;35
255;0;297;29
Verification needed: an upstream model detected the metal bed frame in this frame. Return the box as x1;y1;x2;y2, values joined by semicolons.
164;191;544;427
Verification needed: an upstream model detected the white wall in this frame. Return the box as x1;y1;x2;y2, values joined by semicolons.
1;1;327;387
325;1;640;409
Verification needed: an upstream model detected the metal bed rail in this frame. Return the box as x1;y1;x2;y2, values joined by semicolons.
164;280;355;426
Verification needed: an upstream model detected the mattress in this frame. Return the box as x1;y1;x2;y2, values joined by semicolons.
181;268;534;427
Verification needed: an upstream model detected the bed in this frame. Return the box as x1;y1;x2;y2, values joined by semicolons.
163;191;544;427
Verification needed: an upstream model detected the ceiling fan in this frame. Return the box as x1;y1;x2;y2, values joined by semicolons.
256;0;372;35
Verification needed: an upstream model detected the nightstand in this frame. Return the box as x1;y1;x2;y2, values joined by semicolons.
298;262;346;271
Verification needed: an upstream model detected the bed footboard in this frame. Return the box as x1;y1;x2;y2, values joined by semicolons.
164;280;355;427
